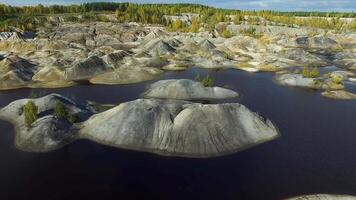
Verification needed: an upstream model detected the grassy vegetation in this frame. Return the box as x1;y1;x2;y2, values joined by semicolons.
0;3;356;32
23;101;38;128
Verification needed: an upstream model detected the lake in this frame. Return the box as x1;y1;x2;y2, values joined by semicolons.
1;67;356;200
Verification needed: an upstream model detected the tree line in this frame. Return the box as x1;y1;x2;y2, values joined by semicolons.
0;2;355;32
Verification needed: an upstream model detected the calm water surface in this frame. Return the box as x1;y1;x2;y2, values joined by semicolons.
1;68;356;200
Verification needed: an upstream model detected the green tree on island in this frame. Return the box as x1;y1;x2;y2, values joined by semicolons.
23;101;38;128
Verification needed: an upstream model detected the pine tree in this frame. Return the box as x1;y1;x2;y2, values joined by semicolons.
310;67;319;78
302;66;309;78
23;101;38;128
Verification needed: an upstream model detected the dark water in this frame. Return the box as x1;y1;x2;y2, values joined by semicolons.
1;68;356;200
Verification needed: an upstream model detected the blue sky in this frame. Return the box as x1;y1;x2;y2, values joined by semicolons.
1;0;356;12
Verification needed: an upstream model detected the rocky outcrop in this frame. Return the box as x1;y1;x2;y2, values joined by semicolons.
322;90;356;100
282;48;327;66
285;194;356;200
0;94;92;152
198;39;216;51
80;99;279;158
145;39;176;56
65;56;108;81
0;55;37;89
102;50;131;67
310;36;339;49
276;74;318;88
32;66;75;88
142;79;239;100
90;66;162;85
275;73;344;90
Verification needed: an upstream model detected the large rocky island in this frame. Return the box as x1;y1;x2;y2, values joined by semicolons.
0;79;279;157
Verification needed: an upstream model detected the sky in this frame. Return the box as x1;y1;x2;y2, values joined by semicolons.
1;0;356;12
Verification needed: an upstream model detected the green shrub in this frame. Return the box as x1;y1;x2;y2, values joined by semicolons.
222;29;233;38
23;101;38;128
310;67;319;78
53;101;76;124
302;66;319;78
54;101;68;119
331;75;343;85
302;66;309;77
195;74;214;87
68;115;77;124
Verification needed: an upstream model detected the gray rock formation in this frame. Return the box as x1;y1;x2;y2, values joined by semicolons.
0;94;92;152
310;36;338;49
0;55;37;89
80;99;279;157
198;39;216;51
322;90;356;100
276;74;317;88
150;40;176;55
0;93;279;157
142;79;239;100
282;48;327;66
90;66;162;85
0;32;25;41
285;194;356;200
102;50;130;67
65;56;108;81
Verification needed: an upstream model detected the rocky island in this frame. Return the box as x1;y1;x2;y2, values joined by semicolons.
0;77;279;157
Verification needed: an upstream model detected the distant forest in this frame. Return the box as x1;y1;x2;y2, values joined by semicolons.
0;2;355;32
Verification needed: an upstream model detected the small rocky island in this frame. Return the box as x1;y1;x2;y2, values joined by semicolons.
0;79;279;157
286;194;356;200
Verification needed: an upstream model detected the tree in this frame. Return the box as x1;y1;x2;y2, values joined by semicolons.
53;101;77;123
302;66;309;78
195;74;214;87
23;101;38;128
190;16;200;32
310;67;319;78
234;14;243;24
54;101;67;119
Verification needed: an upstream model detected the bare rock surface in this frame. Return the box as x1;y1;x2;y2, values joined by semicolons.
142;79;239;100
0;93;279;157
322;90;356;100
285;194;356;200
80;98;279;158
65;55;108;81
0;94;92;152
0;55;37;89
